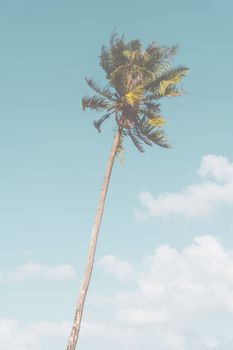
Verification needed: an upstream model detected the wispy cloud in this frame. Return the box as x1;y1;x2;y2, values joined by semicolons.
136;155;233;220
0;261;76;284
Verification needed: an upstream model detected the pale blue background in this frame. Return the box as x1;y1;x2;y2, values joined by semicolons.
0;0;233;348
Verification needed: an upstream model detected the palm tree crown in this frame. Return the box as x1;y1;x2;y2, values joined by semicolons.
82;33;189;153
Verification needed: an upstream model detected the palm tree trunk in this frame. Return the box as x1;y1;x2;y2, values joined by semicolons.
66;128;121;350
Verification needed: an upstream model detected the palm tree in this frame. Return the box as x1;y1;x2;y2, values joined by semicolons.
66;32;188;350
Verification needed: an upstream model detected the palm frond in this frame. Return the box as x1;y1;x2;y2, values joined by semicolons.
144;43;179;74
138;121;171;148
141;101;161;113
99;46;114;78
110;30;122;48
85;78;115;101
163;84;183;97
110;38;128;73
120;50;154;81
128;129;144;152
134;125;153;146
140;105;161;119
160;44;179;60
127;39;141;51
146;42;178;56
110;64;129;81
146;66;189;94
109;65;129;95
139;107;166;127
144;85;183;100
93;112;113;132
147;116;165;127
110;63;152;93
82;95;111;111
124;85;144;106
123;49;144;64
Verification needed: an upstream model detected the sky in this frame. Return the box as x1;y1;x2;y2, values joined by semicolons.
1;0;233;349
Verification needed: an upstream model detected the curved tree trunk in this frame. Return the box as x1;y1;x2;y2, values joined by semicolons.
66;128;121;350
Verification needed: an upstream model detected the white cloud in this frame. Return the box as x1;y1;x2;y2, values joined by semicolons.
136;154;233;220
3;236;233;350
79;320;143;349
97;255;134;282
0;319;70;350
116;308;168;324
0;261;76;284
0;318;143;350
96;235;233;349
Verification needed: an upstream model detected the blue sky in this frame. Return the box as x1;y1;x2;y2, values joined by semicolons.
1;0;233;349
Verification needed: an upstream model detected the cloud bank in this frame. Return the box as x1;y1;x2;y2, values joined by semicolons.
96;235;233;349
137;155;233;220
2;236;233;349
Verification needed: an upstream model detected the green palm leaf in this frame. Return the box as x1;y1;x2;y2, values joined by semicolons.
134;125;153;147
140;105;162;119
146;66;189;95
85;78;115;101
128;129;145;152
124;85;144;106
138;121;171;148
82;95;111;111
93;112;113;132
127;39;142;51
141;101;161;113
99;45;114;79
159;44;179;60
110;38;128;70
144;44;179;74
